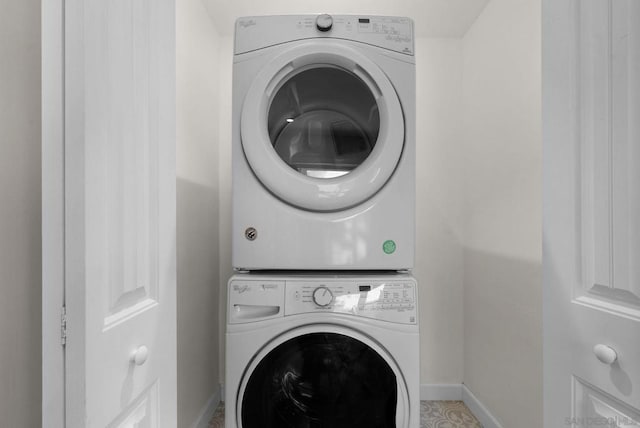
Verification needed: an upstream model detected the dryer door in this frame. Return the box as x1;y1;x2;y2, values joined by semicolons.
241;41;404;212
236;327;410;428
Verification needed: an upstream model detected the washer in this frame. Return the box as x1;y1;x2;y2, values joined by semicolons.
225;273;419;428
232;15;416;270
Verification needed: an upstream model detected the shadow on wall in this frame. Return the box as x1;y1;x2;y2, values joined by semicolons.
176;178;220;427
463;247;542;428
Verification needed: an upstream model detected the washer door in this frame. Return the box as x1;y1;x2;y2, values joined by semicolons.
241;41;404;212
237;326;409;428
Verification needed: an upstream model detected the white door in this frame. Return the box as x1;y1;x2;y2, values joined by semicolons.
61;0;176;426
544;0;640;426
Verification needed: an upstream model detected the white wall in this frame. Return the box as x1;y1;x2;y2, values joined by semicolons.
176;0;222;425
216;36;467;387
461;0;542;426
0;1;42;426
414;38;465;384
217;36;234;384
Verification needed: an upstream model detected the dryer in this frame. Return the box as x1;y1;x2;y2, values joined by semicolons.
232;15;416;270
225;273;420;428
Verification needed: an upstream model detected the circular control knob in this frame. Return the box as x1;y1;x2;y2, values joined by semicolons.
316;14;333;32
312;286;333;307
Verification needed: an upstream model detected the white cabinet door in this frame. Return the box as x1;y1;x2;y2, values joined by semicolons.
544;0;640;426
63;0;176;426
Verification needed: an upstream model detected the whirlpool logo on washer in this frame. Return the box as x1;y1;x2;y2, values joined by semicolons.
233;284;250;293
233;283;279;293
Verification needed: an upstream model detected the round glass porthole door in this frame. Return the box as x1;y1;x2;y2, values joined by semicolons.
268;67;380;179
240;332;398;428
241;42;404;212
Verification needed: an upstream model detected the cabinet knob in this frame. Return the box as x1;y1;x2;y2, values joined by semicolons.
593;344;617;365
130;345;149;366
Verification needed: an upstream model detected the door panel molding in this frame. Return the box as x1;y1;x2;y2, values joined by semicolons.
572;376;640;426
576;0;640;320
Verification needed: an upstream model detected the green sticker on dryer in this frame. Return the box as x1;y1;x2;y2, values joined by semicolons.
383;240;396;254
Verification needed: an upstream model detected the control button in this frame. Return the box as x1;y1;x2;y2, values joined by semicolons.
312;286;333;307
316;14;333;32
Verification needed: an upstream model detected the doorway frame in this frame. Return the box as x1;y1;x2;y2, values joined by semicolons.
42;0;65;426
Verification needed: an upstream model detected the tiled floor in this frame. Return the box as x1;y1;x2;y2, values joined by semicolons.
421;401;482;427
209;400;482;427
208;402;224;428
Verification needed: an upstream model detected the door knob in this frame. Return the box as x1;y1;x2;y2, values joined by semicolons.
130;345;149;366
593;344;617;365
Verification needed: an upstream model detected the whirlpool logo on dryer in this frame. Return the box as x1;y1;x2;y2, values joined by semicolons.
238;19;256;29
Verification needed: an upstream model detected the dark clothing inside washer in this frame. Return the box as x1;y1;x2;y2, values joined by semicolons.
241;332;398;428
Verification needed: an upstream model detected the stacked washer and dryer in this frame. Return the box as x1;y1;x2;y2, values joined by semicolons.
226;14;418;428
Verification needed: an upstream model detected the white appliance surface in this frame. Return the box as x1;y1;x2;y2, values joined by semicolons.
232;14;416;270
225;273;420;428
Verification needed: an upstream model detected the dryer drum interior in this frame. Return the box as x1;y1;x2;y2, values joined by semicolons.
267;66;381;179
241;332;398;428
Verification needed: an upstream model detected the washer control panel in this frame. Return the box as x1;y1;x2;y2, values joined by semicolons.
285;279;417;325
229;276;417;325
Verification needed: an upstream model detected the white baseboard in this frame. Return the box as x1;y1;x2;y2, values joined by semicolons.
191;386;222;428
461;384;504;428
420;383;462;401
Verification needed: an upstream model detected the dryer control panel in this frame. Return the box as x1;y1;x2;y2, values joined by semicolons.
235;15;414;56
